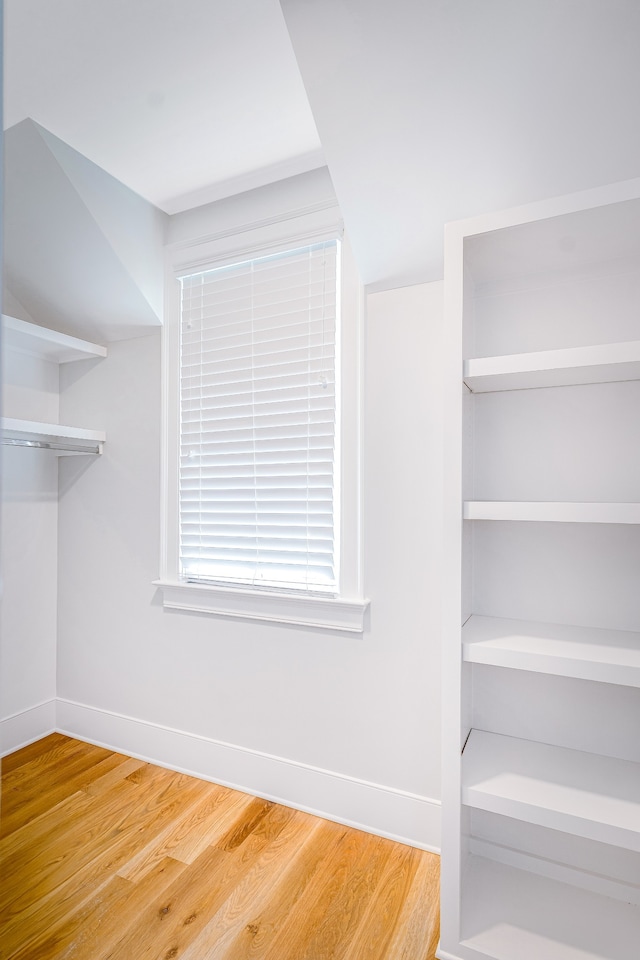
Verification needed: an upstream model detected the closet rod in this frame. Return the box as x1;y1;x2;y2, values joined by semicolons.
1;436;102;455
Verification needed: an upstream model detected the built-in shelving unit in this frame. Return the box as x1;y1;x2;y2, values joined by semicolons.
1;315;107;455
463;616;640;686
440;179;640;959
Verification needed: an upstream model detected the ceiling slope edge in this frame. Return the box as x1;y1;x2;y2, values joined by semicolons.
4;119;167;344
2;286;38;325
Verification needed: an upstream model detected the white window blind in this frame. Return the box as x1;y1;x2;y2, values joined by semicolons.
179;239;339;594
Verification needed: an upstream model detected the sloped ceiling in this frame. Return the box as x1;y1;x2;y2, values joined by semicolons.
4;0;324;214
4;120;167;343
280;0;640;289
4;1;640;314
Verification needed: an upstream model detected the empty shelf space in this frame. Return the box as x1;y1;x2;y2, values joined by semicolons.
461;855;640;960
462;730;640;851
463;615;640;686
463;501;640;523
2;314;107;362
1;418;106;455
464;340;640;392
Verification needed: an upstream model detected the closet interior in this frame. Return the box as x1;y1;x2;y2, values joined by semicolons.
0;314;106;750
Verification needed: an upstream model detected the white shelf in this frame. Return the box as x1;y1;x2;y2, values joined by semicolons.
2;314;107;363
1;417;106;455
463;615;640;686
463;730;640;851
442;184;640;960
464;340;640;393
462;856;640;960
463;500;640;523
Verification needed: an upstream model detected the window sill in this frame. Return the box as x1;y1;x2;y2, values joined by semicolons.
153;580;370;633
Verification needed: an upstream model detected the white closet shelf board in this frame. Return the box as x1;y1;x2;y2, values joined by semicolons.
464;340;640;393
463;616;640;686
457;180;640;286
463;730;640;851
463;501;640;523
1;418;106;455
2;314;107;362
461;856;640;960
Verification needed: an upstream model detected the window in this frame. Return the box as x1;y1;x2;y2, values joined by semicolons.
156;209;368;631
179;241;339;594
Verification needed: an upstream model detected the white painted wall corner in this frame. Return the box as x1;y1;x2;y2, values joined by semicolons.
0;699;57;756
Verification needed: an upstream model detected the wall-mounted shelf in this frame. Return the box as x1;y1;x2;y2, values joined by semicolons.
463;501;640;523
2;314;107;363
2;317;107;455
1;418;105;456
463;730;640;851
464;340;640;393
463;616;640;686
461;856;640;960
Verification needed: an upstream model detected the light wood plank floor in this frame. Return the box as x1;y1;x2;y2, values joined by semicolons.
0;734;439;960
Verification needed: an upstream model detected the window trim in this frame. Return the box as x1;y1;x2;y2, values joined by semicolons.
152;580;369;632
156;205;369;632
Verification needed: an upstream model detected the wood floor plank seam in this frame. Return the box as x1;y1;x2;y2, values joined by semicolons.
0;775;212;952
213;818;346;960
115;781;223;879
0;735;440;960
0;772;195;913
110;804;309;960
1;734;81;776
176;811;325;960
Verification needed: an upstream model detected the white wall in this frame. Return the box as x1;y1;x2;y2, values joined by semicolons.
281;0;640;288
55;279;444;849
1;348;59;750
4;118;166;345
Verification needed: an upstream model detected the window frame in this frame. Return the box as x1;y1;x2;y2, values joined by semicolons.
155;206;369;632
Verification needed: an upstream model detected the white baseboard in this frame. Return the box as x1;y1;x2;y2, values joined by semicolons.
0;699;57;756
56;698;441;852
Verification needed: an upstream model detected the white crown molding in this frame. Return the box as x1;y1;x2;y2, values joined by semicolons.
161;150;327;215
167;197;342;257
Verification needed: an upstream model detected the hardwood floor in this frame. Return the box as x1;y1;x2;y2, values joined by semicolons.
0;734;440;960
